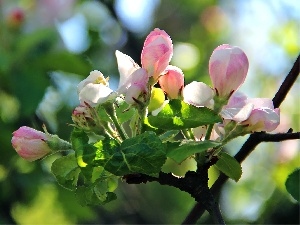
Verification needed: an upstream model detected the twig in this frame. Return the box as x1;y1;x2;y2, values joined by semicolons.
182;54;300;224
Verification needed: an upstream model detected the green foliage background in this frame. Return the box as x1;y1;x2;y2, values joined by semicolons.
0;0;299;224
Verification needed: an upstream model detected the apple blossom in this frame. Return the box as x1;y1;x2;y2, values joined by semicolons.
118;67;149;105
115;51;149;104
115;50;140;90
115;28;173;105
243;107;280;132
183;81;214;107
209;44;249;98
78;70;114;106
221;92;280;132
141;28;173;81
11;126;52;161
159;65;184;99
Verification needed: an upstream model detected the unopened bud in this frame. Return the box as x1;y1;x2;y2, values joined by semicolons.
11;126;71;162
159;65;184;99
209;44;248;98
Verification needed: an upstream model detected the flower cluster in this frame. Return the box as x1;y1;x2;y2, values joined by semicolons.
10;27;282;206
11;28;279;174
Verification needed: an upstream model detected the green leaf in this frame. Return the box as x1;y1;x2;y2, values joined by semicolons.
96;100;135;124
71;129;98;168
159;130;180;142
147;99;222;130
75;167;118;206
94;131;166;176
285;168;300;201
114;98;135;124
15;29;57;61
76;186;117;206
51;153;81;190
10;67;49;116
166;140;220;164
215;152;242;182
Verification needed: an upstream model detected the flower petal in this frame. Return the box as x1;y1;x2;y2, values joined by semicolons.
79;83;113;106
183;81;213;107
12;126;47;139
243;107;280;132
115;50;140;88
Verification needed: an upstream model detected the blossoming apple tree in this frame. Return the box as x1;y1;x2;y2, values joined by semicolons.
11;28;299;224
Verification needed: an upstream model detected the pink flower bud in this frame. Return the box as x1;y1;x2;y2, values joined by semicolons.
159;65;184;99
141;28;173;81
72;104;95;130
11;126;52;161
209;44;249;97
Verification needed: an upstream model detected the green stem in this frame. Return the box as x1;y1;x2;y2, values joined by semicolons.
103;103;128;141
204;124;214;140
102;122;122;144
138;107;148;135
188;128;195;140
109;111;128;140
181;129;192;139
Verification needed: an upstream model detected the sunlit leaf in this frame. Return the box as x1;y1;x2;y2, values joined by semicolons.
215;152;242;182
148;99;221;130
71;129;97;167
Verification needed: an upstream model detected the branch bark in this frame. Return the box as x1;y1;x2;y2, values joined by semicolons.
125;158;226;224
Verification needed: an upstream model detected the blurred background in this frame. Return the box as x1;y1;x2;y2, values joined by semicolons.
0;0;299;224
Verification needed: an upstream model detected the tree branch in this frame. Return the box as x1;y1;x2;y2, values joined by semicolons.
272;54;300;108
182;54;300;224
124;160;226;224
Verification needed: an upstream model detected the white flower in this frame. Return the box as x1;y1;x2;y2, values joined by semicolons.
115;51;149;104
78;70;115;106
